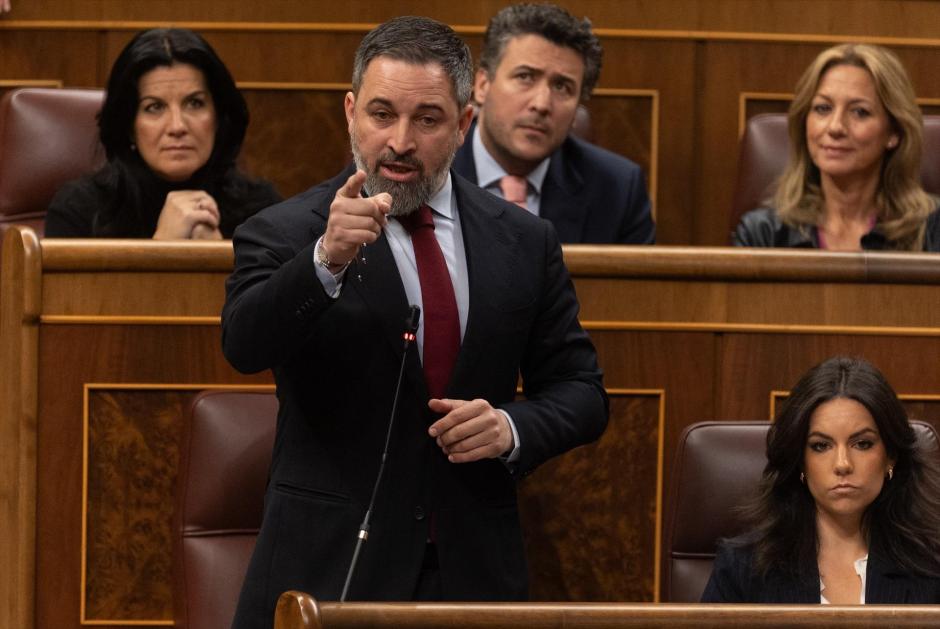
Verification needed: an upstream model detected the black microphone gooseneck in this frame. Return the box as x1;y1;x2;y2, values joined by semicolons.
340;304;421;602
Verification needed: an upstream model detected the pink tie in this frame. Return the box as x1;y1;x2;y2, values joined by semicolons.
397;205;460;399
499;175;528;209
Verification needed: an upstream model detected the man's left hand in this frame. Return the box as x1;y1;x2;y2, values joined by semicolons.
428;398;513;463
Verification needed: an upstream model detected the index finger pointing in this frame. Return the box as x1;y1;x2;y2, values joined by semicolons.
336;170;367;199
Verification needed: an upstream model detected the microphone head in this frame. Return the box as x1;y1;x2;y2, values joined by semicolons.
405;305;421;334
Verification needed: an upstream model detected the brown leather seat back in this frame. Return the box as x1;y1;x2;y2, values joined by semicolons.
0;87;105;238
662;419;938;602
729;113;940;241
174;390;278;629
663;421;769;602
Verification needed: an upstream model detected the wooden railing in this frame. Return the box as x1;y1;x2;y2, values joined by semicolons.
274;591;940;629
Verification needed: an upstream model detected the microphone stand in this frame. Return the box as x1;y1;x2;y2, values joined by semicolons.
340;305;421;602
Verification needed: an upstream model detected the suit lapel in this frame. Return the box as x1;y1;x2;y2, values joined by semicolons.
349;232;427;397
866;549;921;603
540;142;586;242
310;167;427;398
446;174;519;398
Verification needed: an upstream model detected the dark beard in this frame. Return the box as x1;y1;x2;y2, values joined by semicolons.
350;134;455;217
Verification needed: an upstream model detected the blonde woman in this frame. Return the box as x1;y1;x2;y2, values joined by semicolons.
734;44;940;251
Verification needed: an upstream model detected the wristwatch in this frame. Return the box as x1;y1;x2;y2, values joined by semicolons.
314;236;333;268
314;236;347;273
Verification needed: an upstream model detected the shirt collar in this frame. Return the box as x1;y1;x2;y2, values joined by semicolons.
472;123;550;194
426;171;456;221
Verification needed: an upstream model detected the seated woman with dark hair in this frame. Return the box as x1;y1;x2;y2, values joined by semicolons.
702;356;940;603
46;28;280;239
734;43;940;251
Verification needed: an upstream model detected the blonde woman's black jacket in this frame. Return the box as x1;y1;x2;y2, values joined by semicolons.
733;206;940;250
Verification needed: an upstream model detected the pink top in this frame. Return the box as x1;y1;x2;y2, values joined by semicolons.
817;215;878;250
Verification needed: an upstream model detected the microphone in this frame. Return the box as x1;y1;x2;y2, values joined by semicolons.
340;304;421;602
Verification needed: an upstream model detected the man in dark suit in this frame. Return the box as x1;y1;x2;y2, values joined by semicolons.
222;15;608;628
453;3;655;244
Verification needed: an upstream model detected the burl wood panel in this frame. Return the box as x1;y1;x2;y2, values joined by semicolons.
596;39;696;244
583;94;654;203
241;89;351;199
518;393;662;602
85;389;190;620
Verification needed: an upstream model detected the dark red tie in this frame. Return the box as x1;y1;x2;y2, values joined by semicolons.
398;205;460;399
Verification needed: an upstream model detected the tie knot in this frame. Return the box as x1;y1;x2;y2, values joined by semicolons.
398;204;434;235
499;175;528;209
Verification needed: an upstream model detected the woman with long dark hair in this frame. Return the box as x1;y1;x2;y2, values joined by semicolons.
46;28;279;238
702;356;940;603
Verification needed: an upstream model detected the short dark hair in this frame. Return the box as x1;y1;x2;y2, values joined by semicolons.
479;3;602;101
352;16;473;108
98;28;248;176
739;356;940;579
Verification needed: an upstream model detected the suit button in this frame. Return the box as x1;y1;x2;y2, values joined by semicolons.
414;506;425;520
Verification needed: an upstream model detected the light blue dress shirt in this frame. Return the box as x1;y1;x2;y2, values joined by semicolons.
471;124;550;215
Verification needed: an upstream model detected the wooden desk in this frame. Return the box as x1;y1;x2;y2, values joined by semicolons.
3;228;940;629
273;592;940;629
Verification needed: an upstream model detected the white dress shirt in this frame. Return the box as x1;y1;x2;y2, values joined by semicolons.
314;172;519;462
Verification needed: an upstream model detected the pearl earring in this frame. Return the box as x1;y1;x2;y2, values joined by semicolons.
887;466;894;481
800;472;805;484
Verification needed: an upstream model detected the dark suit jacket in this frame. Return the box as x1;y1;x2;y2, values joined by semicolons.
452;121;655;244
222;166;608;628
702;538;940;603
733;205;940;250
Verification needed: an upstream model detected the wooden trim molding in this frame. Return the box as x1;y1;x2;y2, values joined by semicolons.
0;79;64;88
281;595;940;627
580;321;940;337
738;92;792;136
739;93;940;136
769;391;940;419
0;227;43;629
40;315;223;326
6;20;940;50
237;81;351;91
39;238;233;271
562;245;940;282
594;88;659;210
